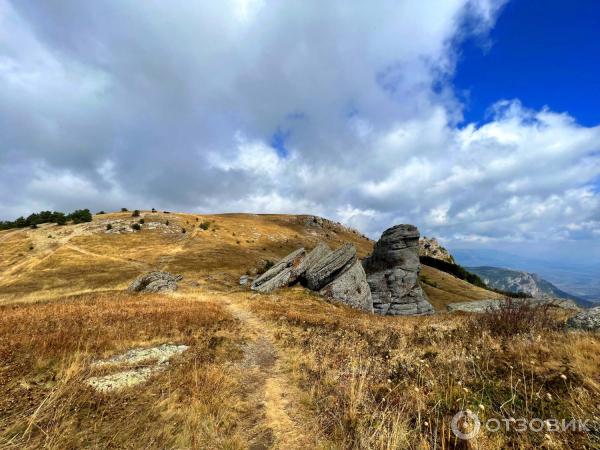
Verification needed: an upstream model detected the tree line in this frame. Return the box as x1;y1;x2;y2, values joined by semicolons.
0;209;92;230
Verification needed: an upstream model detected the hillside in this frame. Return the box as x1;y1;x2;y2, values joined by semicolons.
1;212;598;449
467;266;592;308
0;211;492;309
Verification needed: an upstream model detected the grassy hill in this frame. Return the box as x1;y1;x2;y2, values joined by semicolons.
0;212;598;449
0;211;497;309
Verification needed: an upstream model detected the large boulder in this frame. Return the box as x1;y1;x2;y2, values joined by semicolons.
303;243;356;291
566;307;600;331
251;248;306;293
319;260;373;313
295;242;331;277
128;271;182;293
363;224;434;316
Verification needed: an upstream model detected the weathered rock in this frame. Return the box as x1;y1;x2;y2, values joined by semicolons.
239;275;249;286
448;297;580;313
319;260;373;313
128;271;182;293
363;224;434;316
251;248;306;293
295;242;331;277
419;236;455;264
304;243;356;291
566;306;600;331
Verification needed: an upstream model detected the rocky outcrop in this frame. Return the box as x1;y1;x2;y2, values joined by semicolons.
566;307;600;331
250;242;373;313
304;243;356;291
419;237;455;264
447;297;579;313
363;225;434;316
319;261;373;312
251;248;306;293
128;271;182;293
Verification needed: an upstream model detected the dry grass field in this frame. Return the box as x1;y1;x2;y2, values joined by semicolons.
0;211;598;449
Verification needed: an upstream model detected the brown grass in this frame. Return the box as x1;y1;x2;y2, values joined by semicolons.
0;292;260;449
246;288;600;449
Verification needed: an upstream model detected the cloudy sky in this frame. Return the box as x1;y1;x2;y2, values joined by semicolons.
1;0;599;263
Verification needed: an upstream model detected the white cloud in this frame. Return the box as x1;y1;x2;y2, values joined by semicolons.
1;0;599;257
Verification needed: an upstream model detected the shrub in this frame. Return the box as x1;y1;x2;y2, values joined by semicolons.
181;227;186;234
469;298;556;338
121;208;128;212
106;224;112;231
151;208;156;213
30;223;38;229
131;223;141;231
67;209;92;224
199;222;210;230
165;220;170;226
132;210;140;217
97;211;106;215
139;219;145;224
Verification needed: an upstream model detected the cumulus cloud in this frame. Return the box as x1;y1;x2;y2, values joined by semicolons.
1;0;599;253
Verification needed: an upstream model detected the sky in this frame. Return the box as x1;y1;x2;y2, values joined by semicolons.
1;0;599;271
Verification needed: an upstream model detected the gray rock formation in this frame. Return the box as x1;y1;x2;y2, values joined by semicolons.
319;260;373;313
251;248;306;293
249;242;374;313
419;237;455;264
566;306;600;331
128;271;183;293
363;225;434;316
295;242;331;276
448;297;580;313
304;243;356;291
239;275;249;285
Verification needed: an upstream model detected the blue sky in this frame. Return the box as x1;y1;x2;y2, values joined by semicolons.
455;0;600;127
0;0;599;286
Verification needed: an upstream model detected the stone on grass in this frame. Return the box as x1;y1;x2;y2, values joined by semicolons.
251;248;306;293
128;271;182;293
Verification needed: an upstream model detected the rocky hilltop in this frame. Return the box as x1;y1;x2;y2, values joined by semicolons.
419;236;455;264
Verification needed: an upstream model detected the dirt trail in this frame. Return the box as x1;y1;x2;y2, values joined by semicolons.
223;298;318;449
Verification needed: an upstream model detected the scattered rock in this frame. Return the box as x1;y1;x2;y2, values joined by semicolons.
566;306;600;331
251;248;306;293
239;275;249;285
304;243;356;291
128;271;183;293
448;298;580;313
319;260;373;313
363;225;434;316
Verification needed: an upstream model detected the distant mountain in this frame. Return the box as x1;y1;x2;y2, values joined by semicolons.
452;247;600;303
466;266;593;308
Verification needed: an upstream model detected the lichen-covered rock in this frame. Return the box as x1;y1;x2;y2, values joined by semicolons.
566;306;600;331
128;271;182;293
448;298;580;313
251;248;306;293
295;242;331;277
304;243;356;291
319;260;373;313
363;224;434;316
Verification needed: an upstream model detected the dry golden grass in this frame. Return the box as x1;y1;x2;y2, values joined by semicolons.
420;265;503;311
0;291;279;449
245;288;600;449
1;212;597;449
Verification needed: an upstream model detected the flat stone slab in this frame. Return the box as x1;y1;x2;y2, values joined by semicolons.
447;298;580;313
251;248;306;293
87;344;189;393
